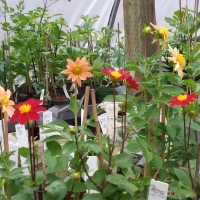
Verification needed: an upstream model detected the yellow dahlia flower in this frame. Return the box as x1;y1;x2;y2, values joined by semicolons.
167;44;185;79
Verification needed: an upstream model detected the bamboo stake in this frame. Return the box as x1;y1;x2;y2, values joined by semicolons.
90;89;106;188
81;86;90;141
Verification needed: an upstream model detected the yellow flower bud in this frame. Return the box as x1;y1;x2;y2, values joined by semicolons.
145;26;151;34
72;172;81;181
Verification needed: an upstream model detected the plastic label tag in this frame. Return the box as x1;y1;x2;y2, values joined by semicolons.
98;113;108;135
148;179;169;200
62;84;70;99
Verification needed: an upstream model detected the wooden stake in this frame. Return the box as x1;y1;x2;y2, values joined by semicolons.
90;89;106;187
3;113;9;152
81;86;90;141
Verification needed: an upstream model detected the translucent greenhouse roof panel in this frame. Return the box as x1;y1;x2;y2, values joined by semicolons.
0;0;115;32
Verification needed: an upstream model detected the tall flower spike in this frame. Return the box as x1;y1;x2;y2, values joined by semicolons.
0;86;15;117
150;22;169;48
61;57;93;87
167;44;185;79
168;93;198;107
101;67;130;82
10;98;46;125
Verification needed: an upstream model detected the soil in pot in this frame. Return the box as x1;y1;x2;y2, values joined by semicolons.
50;95;70;106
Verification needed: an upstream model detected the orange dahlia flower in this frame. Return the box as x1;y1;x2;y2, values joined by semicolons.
0;86;15;117
61;57;93;87
101;67;130;82
10;98;46;125
168;93;198;107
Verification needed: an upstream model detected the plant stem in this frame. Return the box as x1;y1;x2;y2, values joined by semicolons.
187;117;192;148
194;143;200;193
108;86;116;174
27;122;37;200
183;108;194;189
121;89;128;153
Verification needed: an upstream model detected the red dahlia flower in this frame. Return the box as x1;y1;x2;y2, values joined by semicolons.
10;98;46;125
126;76;139;90
168;93;198;107
101;67;130;81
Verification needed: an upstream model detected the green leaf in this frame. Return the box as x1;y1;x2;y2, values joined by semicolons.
46;141;62;155
82;193;106;200
166;125;177;139
12;193;34;200
125;142;142;153
84;140;101;154
45;180;67;199
152;154;163;170
10;167;24;175
112;153;133;168
50;119;70;128
131;117;147;126
45;156;57;169
163;85;185;95
143;151;153;163
180;188;196;198
136;137;151;150
62;141;77;154
18;147;29;158
36;171;44;185
103;183;118;197
93;169;106;182
137;102;145;115
66;179;86;193
57;154;69;170
69;95;80;114
190;122;200;132
174;168;191;185
145;104;159;121
81;128;95;137
106;174;138;196
43;135;65;143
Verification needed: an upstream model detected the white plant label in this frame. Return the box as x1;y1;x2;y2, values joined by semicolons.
148;179;169;200
15;124;29;175
62;84;70;99
43;111;52;125
105;103;119;116
40;89;45;101
15;124;28;148
98;113;108;135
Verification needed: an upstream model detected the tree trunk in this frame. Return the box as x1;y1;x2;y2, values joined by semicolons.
123;0;157;94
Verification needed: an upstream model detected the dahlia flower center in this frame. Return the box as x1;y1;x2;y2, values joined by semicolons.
19;104;31;114
111;71;122;78
177;94;187;101
177;54;185;67
2;95;9;106
159;27;169;39
72;65;82;75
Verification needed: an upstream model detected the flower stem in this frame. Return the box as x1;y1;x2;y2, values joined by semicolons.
121;89;128;153
183;108;194;189
108;86;117;174
27;122;37;200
